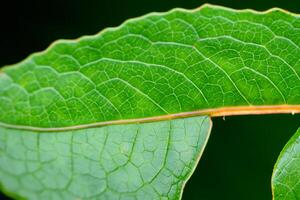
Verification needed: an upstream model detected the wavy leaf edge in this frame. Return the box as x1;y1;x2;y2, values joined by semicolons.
1;4;300;131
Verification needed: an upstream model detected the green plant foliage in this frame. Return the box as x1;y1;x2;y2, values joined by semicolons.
1;5;300;128
272;128;300;199
1;4;300;200
0;116;211;200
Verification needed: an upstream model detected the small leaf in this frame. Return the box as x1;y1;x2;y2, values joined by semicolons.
0;116;211;200
272;127;300;200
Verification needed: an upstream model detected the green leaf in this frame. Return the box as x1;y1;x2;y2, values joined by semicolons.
1;4;300;200
1;5;300;129
0;116;211;200
272;128;300;199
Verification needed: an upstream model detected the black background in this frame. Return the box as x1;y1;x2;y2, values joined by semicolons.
1;0;300;199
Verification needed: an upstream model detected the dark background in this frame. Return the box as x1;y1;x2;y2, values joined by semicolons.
1;0;300;199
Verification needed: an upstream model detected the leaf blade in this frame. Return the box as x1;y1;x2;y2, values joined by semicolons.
1;4;300;200
0;116;211;200
272;127;300;200
1;5;300;128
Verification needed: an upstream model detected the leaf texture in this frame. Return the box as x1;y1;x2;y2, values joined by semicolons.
0;116;211;200
1;4;300;200
272;128;300;200
1;5;300;128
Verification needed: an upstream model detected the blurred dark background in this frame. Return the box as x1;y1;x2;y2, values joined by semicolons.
1;0;300;199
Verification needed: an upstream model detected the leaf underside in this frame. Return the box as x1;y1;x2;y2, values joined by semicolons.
1;4;300;200
0;116;211;200
272;128;300;200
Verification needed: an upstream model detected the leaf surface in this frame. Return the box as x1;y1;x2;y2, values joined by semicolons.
272;128;300;200
0;116;211;200
1;5;300;129
1;4;300;200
